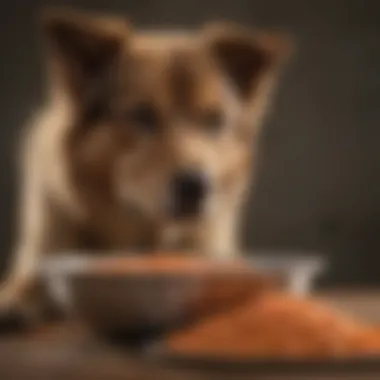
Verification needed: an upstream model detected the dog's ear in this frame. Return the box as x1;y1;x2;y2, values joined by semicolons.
39;7;130;99
204;23;293;100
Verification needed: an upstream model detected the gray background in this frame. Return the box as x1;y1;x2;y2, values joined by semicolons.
0;0;379;286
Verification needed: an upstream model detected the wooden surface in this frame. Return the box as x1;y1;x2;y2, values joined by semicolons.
1;291;380;380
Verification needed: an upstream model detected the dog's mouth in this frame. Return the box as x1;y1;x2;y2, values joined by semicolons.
166;192;206;220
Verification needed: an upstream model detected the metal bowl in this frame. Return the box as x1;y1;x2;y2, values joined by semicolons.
40;252;325;341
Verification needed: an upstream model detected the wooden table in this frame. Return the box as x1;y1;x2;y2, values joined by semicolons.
1;291;380;380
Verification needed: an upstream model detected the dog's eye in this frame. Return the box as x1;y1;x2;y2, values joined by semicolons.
198;108;224;134
127;102;160;133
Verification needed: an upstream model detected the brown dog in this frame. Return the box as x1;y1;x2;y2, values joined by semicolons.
0;8;292;320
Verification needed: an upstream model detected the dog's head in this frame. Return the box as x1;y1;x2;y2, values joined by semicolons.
41;8;292;226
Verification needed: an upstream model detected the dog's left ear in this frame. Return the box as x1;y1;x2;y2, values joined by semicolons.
204;23;293;100
39;7;130;100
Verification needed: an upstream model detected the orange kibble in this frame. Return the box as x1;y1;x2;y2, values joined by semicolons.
167;292;380;358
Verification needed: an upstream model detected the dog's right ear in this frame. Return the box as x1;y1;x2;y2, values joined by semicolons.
203;23;293;101
39;7;130;100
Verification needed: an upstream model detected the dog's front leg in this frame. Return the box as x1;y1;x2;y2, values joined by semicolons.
0;147;79;330
1;200;76;316
0;200;79;331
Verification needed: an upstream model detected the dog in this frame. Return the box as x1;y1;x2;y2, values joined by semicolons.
0;8;292;324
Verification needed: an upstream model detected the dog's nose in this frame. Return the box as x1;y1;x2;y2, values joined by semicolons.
170;170;209;218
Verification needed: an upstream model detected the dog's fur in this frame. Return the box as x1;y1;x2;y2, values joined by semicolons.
0;8;291;315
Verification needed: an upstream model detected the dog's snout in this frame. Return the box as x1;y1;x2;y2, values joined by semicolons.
170;170;209;218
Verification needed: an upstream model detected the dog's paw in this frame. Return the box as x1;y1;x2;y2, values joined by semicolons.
0;289;44;336
0;305;34;335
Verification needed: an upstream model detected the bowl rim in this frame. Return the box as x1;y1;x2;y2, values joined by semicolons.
39;250;327;279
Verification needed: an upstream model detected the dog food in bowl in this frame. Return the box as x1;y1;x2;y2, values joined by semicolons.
89;254;248;274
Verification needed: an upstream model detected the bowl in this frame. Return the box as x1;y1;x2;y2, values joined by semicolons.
39;252;325;342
